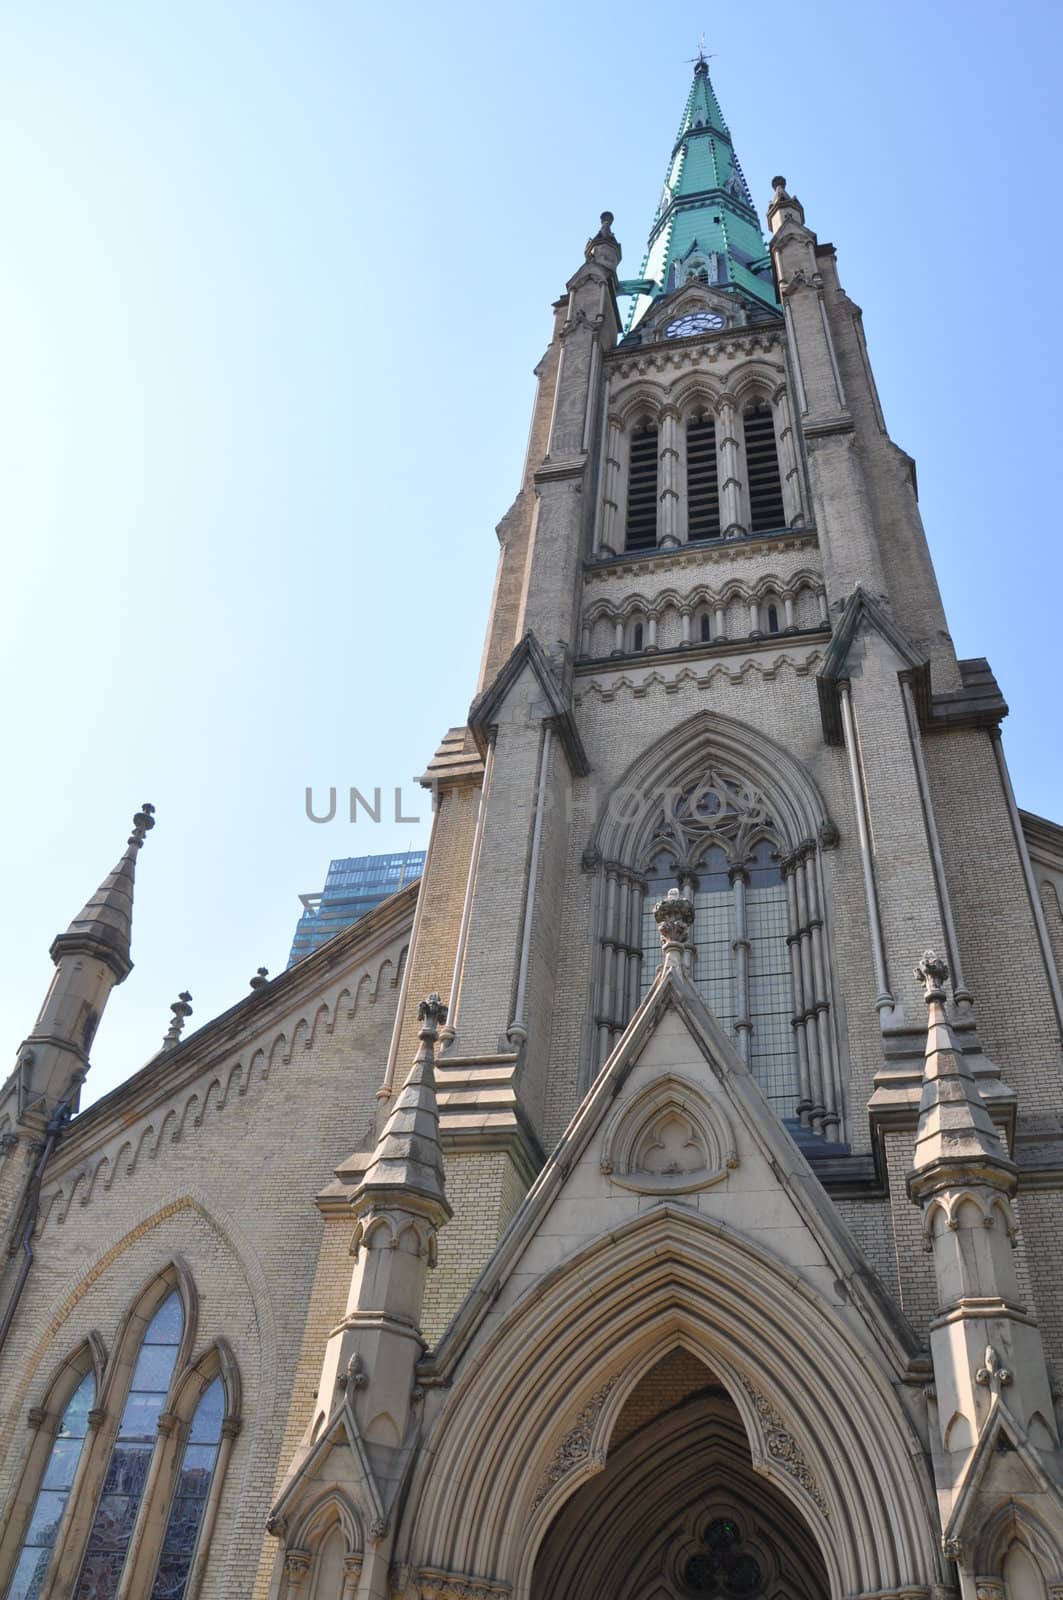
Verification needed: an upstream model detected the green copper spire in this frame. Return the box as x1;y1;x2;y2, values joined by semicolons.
623;57;778;333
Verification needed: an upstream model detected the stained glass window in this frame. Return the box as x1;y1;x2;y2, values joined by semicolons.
8;1369;95;1600
74;1291;184;1600
149;1376;224;1600
682;1520;762;1596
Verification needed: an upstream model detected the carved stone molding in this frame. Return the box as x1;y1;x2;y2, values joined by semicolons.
531;1377;619;1508
737;1376;827;1514
417;1567;512;1600
600;1074;739;1195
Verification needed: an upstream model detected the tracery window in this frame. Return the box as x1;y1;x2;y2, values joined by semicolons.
683;1518;762;1597
589;720;842;1139
8;1371;95;1600
2;1270;239;1600
639;780;799;1119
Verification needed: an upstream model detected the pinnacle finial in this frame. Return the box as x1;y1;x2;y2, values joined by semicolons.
250;966;270;992
915;949;949;1002
128;803;156;849
162;990;193;1050
654;887;695;964
417;993;447;1032
585;211;621;270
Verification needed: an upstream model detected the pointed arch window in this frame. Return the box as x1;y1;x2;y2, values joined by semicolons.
149;1377;224;1600
8;1371;95;1600
74;1291;184;1598
625;421;658;551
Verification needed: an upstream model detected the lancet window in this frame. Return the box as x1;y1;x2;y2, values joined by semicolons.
75;1291;185;1596
8;1371;95;1600
1;1267;240;1600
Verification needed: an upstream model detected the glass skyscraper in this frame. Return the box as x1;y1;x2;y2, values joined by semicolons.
287;849;426;966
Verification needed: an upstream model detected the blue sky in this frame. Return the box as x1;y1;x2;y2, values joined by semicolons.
2;0;1060;1105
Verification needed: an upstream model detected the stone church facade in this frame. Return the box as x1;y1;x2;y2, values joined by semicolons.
3;57;1063;1600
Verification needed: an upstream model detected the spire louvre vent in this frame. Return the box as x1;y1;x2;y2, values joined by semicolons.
687;415;721;541
625;423;659;551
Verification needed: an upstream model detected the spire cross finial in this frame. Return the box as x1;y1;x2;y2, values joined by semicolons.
162;990;193;1050
689;35;712;68
128;802;156;850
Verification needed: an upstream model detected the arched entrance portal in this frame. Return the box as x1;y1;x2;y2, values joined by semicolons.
532;1350;828;1600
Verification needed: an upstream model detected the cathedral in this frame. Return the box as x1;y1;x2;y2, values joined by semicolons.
5;55;1063;1600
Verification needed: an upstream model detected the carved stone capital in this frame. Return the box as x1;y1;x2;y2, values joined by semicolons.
284;1549;312;1584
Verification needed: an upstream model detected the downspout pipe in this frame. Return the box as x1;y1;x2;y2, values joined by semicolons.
0;1092;73;1354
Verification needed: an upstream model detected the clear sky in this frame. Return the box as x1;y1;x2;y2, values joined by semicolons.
2;0;1060;1106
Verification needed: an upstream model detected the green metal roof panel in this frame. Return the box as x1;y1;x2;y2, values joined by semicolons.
626;59;777;334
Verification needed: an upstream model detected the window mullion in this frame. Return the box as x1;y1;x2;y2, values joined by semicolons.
113;1413;183;1600
730;866;752;1061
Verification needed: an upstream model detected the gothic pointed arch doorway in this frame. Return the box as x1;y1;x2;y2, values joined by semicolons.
532;1349;828;1600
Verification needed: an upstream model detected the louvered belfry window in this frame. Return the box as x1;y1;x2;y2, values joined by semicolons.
687;413;720;540
743;402;785;533
625;422;658;550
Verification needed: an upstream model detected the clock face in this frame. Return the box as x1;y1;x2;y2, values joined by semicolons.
665;310;725;338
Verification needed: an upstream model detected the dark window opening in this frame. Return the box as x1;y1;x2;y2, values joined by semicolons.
767;604;779;633
625;422;658;551
687;413;721;541
700;613;711;642
743;402;786;533
632;622;644;651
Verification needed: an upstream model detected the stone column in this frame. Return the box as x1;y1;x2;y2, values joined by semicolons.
717;399;747;538
774;384;805;527
658;406;681;548
598;414;624;556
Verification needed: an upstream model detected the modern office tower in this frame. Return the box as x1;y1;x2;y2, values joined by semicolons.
287;851;427;966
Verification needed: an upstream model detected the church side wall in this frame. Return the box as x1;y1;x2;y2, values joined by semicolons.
0;941;403;1600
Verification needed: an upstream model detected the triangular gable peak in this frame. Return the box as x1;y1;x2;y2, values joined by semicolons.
942;1394;1063;1565
428;958;919;1383
468;629;588;775
817;584;930;743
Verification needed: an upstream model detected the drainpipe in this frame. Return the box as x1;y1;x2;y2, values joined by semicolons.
0;1090;74;1353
